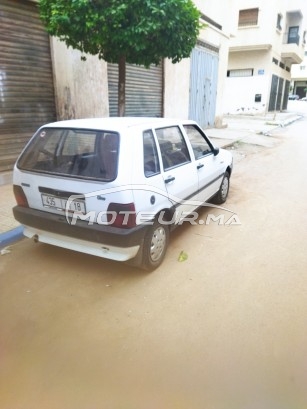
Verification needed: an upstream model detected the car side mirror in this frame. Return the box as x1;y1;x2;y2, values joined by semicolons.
213;147;219;156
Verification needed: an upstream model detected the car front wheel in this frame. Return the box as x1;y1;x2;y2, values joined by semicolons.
213;171;230;204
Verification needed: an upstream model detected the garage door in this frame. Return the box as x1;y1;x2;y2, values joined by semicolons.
189;42;219;129
108;63;163;117
0;0;56;172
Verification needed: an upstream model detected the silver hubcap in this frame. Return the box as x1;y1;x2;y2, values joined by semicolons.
221;177;229;200
150;226;166;262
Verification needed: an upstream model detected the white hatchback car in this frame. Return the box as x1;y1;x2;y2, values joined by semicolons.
13;117;233;270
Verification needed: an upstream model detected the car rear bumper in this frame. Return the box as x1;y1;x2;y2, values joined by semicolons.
13;206;148;261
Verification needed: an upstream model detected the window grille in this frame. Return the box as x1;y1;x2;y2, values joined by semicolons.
227;69;253;77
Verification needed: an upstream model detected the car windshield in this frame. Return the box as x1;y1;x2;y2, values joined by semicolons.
17;127;119;181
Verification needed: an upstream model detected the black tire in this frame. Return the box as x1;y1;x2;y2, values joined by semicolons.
141;217;169;271
213;171;230;204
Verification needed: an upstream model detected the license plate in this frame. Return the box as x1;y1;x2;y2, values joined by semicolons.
41;194;86;214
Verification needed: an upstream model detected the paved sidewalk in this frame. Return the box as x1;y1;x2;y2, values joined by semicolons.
0;183;19;234
208;111;303;147
0;110;303;248
0;181;23;249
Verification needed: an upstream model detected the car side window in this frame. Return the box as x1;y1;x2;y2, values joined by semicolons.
143;130;160;177
155;126;190;171
183;125;212;159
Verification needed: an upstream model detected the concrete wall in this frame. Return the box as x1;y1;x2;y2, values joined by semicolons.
226;50;271;112
164;58;190;119
291;49;307;96
51;39;109;120
214;39;231;127
292;51;307;79
164;1;235;126
193;0;238;35
228;50;270;73
224;75;270;113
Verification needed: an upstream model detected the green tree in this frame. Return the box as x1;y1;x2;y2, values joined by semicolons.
39;0;202;116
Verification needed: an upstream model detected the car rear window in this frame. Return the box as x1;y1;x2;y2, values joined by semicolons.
17;128;119;181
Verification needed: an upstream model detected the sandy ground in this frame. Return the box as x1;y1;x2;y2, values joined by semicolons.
0;118;307;409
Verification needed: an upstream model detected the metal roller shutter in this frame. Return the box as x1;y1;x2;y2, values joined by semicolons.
282;80;290;110
268;74;279;112
276;77;284;111
0;0;56;172
108;63;163;117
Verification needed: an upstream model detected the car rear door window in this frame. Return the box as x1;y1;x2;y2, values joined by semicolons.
143;130;160;177
155;126;190;170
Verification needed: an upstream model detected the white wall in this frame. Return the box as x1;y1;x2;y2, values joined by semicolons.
193;0;238;35
225;49;273;113
224;75;270;113
164;58;190;119
228;50;271;75
215;39;231;127
51;39;109;120
291;49;307;79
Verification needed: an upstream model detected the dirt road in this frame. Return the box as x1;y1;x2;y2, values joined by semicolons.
1;118;307;409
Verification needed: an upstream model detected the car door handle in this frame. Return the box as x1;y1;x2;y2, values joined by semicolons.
197;163;204;170
164;176;175;184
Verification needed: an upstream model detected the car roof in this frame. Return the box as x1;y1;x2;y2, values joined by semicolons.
41;117;197;132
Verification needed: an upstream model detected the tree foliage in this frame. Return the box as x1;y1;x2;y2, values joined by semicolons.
39;0;202;65
39;0;202;115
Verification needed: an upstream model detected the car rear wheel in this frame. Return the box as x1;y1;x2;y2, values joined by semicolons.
142;217;169;271
213;171;230;204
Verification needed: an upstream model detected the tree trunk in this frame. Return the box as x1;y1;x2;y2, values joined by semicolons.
118;55;126;117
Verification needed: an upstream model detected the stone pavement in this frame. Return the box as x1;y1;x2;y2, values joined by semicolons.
0;110;303;248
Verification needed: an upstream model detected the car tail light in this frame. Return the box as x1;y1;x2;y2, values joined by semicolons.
13;185;29;207
107;202;136;228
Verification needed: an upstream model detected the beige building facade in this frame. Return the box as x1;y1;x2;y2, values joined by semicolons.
224;0;307;114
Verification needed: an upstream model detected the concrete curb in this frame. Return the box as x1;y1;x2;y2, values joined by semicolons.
220;115;303;144
281;115;303;127
261;115;303;135
0;225;24;249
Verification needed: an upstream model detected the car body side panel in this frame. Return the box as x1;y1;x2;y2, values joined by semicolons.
196;149;232;203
